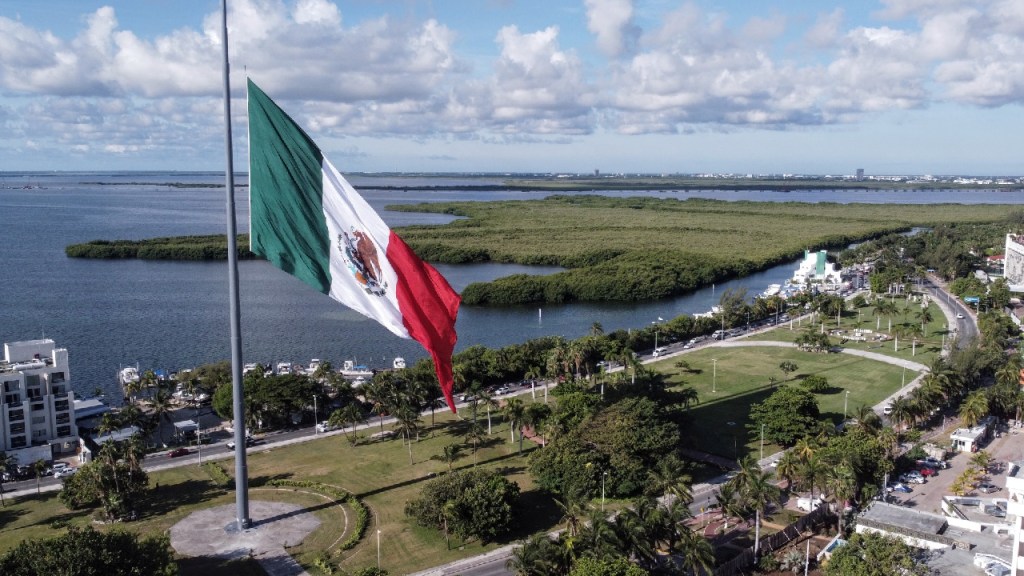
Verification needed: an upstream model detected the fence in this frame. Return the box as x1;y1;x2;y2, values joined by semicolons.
713;504;829;576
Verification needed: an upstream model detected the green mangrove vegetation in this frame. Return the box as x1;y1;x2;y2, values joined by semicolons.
66;195;1015;305
65;234;257;260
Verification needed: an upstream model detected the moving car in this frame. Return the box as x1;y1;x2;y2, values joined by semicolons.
53;467;76;479
956;313;965;319
168;447;190;458
316;422;338;433
226;436;255;450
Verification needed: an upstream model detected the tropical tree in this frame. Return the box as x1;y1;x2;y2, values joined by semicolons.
959;390;989;428
503;397;526;453
147;388;175;445
506;533;567;576
32;459;48;494
0;526;177;576
645;454;692;505
778;361;798;381
433;443;464;472
478;389;499;435
0;452;14;507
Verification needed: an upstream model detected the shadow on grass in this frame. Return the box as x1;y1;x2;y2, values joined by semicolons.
0;506;28;528
25;506;92;529
177;554;265;576
682;386;778;461
247;473;297;488
144;478;232;519
504;488;559;542
358;449;535;499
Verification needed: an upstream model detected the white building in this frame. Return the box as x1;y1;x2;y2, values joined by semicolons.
1005;462;1024;574
0;339;78;464
1005;234;1024;291
792;249;842;286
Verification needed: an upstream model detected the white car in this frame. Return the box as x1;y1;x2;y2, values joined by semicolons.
316;422;338;433
900;472;926;484
956;313;965;319
54;467;76;479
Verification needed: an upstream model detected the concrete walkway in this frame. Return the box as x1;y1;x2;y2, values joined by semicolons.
170;500;319;576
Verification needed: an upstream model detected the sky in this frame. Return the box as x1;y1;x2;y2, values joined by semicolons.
1;0;1022;176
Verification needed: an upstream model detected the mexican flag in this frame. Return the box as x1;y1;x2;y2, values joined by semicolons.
247;79;461;412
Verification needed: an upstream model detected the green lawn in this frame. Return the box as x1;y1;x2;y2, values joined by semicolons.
653;344;908;460
0;407;552;576
745;299;951;366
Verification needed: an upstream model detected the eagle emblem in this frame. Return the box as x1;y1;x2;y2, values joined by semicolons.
338;228;387;296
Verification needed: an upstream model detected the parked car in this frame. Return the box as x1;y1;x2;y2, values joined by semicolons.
883;404;893;415
315;422;338;433
887;482;912;493
168;447;190;458
797;497;823;511
984;504;1006;518
919;457;948;470
979;482;1000;493
53;467;76;479
919;467;936;477
900;471;926;484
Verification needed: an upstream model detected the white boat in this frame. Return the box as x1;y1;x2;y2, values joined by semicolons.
306;358;322;375
276;361;293;375
340;360;373;380
763;283;782;297
119;366;140;386
393;357;406;370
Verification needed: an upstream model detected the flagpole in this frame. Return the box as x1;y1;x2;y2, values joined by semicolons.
221;0;250;531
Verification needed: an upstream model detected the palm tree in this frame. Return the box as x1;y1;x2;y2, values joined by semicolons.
888;395;914;431
478;389;498;435
524;403;552;448
741;465;782;560
614;496;659;565
676;524;715;574
433;443;463;472
503;397;526;453
393;404;420;465
463;420;485;464
555;492;588;537
714;480;744;532
915;306;933;335
822;463;857;533
646;454;693;505
959;390;989;428
32;459;48;494
506;533;566;576
853;404;883;433
575;508;621;561
0;451;15;507
148;388;174;445
774;450;803;490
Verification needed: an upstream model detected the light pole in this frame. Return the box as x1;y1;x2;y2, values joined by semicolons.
602;471;608;511
760;423;765;460
844;390;850;419
313;394;318;435
377;529;381;569
712;359;718;393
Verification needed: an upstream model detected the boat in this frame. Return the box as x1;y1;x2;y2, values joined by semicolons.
119;365;140;386
275;361;293;375
340;360;373;380
393;357;406;370
762;283;782;297
306;358;322;375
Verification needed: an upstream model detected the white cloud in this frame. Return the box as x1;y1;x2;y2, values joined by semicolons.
584;0;640;57
0;0;1022;170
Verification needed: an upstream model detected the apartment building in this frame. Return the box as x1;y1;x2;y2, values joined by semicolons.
0;339;78;463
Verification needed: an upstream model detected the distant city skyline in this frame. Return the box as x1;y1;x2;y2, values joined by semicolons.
1;1;1022;175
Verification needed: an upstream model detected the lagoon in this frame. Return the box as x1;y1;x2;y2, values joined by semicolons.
1;172;1018;401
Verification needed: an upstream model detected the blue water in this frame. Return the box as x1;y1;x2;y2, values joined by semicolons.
2;172;1020;402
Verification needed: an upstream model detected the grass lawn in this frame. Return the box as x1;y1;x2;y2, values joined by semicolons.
653;344;907;461
745;299;952;368
0;405;554;576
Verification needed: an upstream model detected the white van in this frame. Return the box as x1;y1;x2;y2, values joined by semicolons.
653;347;668;357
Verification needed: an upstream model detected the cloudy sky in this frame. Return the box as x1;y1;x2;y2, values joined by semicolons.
1;0;1022;175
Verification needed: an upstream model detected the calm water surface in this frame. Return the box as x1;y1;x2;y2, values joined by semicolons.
1;172;1020;401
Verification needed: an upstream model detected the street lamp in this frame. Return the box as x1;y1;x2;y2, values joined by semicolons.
844;390;850;419
377;529;382;569
712;359;718;393
760;423;765;460
313;394;318;435
602;471;608;511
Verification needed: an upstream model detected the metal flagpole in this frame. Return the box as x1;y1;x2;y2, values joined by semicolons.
221;0;250;531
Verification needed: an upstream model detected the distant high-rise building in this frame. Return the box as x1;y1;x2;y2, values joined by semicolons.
856;168;864;181
594;169;600;177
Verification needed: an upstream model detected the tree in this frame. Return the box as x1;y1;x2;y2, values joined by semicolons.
432;443;464;472
405;468;520;543
60;436;149;521
148;388;175;445
748;386;821;446
0;526;177;576
503;397;527;453
32;459;47;495
824;531;929;576
799;374;829;393
507;533;568;576
959;390;989;428
0;451;14;507
569;557;649;576
778;361;798;381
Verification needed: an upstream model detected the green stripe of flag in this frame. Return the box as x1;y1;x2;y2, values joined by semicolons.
248;78;332;294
